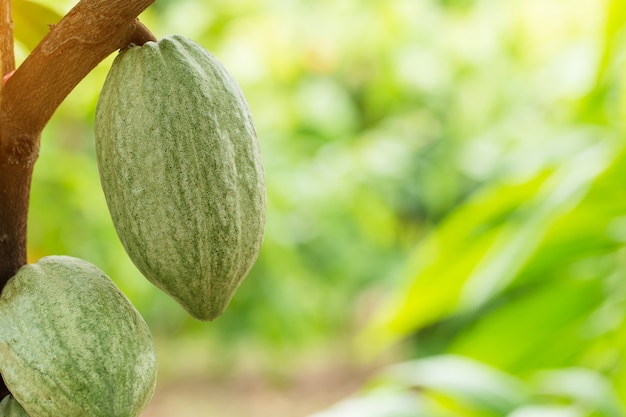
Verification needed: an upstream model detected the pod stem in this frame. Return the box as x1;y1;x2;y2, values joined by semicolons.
0;0;156;399
128;20;158;47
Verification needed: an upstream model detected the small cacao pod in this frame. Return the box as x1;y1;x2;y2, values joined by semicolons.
0;396;29;417
0;256;157;417
94;35;266;321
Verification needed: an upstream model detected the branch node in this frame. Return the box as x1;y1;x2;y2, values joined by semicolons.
127;20;157;47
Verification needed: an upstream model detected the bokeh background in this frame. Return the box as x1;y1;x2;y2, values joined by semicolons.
13;0;626;415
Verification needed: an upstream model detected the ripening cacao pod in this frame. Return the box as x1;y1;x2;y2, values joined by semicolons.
0;256;157;417
94;35;266;321
0;396;29;417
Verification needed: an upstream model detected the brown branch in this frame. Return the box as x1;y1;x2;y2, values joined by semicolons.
0;0;14;76
129;20;158;46
1;0;156;145
0;0;156;398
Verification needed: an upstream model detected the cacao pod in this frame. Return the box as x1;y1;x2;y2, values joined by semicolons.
94;35;266;321
0;256;157;417
0;396;29;417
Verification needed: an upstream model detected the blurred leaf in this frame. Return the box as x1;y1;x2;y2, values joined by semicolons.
361;140;618;355
507;405;586;417
381;355;528;413
307;389;449;417
448;277;606;371
532;369;626;417
591;0;626;92
358;174;547;352
13;0;62;51
311;357;622;417
459;144;612;307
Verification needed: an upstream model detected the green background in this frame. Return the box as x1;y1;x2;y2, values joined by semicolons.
13;0;626;415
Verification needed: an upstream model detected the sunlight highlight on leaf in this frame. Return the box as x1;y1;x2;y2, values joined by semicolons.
361;139;620;356
307;390;435;417
532;369;626;417
13;0;62;52
381;355;528;413
459;143;613;308
507;405;585;417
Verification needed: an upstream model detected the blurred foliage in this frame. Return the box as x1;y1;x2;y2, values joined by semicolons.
14;0;626;413
310;355;626;417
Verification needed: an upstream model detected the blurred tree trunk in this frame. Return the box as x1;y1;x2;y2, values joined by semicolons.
0;0;155;400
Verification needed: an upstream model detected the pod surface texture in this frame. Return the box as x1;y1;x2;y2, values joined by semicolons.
0;256;157;417
95;35;266;321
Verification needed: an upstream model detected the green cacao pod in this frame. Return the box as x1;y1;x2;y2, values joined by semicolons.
0;396;29;417
94;35;266;321
0;256;157;417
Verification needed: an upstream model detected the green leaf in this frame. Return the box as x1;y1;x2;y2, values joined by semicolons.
307;389;445;417
459;144;613;308
507;405;586;417
13;0;62;51
532;369;626;417
448;277;606;371
358;172;549;353
361;141;617;355
381;355;528;413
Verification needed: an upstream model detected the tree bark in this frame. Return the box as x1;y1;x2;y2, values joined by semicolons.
0;0;155;399
0;0;14;77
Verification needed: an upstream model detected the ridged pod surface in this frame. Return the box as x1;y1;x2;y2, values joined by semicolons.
94;35;266;321
0;256;157;417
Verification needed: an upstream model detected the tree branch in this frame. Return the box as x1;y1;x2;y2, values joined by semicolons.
129;20;158;46
1;0;156;148
0;0;14;76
